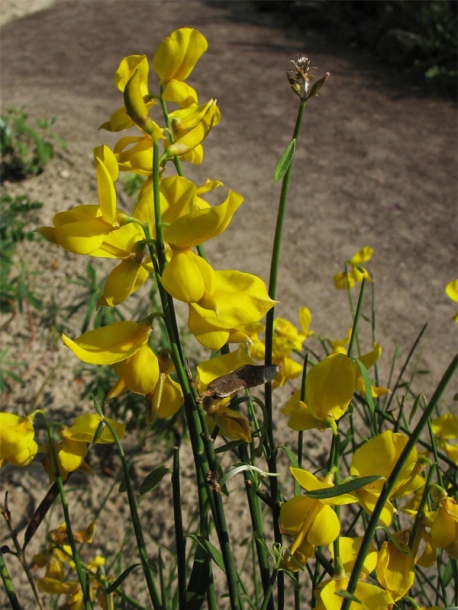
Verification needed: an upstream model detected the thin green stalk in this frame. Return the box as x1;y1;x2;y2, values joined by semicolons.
0;549;21;610
427;419;445;489
99;414;162;609
264;95;307;610
383;323;428;413
240;448;275;610
172;446;187;609
341;353;458;610
346;277;366;359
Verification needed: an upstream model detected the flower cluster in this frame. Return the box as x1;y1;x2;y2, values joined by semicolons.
33;522;110;609
37;27;276;418
0;412;124;480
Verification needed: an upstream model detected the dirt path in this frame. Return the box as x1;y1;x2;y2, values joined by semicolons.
1;0;456;390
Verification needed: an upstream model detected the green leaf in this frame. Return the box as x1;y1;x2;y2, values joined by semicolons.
273;139;296;184
185;542;211;610
139;466;171;495
354;359;375;413
303;475;383;500
188;535;225;573
278;444;299;469
103;563;142;595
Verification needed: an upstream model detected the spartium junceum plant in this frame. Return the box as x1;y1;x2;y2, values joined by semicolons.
1;27;457;610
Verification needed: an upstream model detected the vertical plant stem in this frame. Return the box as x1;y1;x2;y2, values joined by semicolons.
341;353;458;610
172;446;187;609
346;277;366;359
264;96;307;610
0;549;22;610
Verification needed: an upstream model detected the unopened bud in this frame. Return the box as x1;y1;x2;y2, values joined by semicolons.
124;70;156;135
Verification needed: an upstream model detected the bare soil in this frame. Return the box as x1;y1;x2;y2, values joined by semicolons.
0;1;457;608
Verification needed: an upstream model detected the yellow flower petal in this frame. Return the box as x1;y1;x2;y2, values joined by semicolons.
63;414;125;444
350;246;373;265
115;54;149;94
445;279;458;302
61;320;150;365
161;249;215;303
116;345;160;396
290;467;357;505
306;353;356;421
162;80;198;107
163;189;243;248
0;413;38;467
153;27;208;83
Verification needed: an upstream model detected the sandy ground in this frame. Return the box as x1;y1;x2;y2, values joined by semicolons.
0;1;457;607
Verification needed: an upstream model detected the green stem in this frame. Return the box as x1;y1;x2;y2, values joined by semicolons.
100;415;162;609
264;95;307;610
341;353;458;610
0;549;21;610
346;277;366;359
172;446;187;609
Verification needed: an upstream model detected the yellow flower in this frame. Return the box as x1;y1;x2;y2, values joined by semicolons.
333;246;373;290
188;270;277;349
37;146;127;254
279;468;357;570
329;536;377;579
314;576;394;610
164;99;220;163
108;344;160;397
147;352;184;420
431;412;458;464
0;413;38;468
284;353;356;431
428;495;458;559
62;320;151;365
64;414;125;445
350;430;425;526
376;529;415;601
100;54;158;132
153;27;208;85
445;278;458;322
161;189;243;303
41;414;125;481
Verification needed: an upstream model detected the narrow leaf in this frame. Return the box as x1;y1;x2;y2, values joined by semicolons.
103;563;142;595
274;139;296;183
185;542;211;610
303;475;383;500
139;466;171;495
188;535;225;573
355;359;375;413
